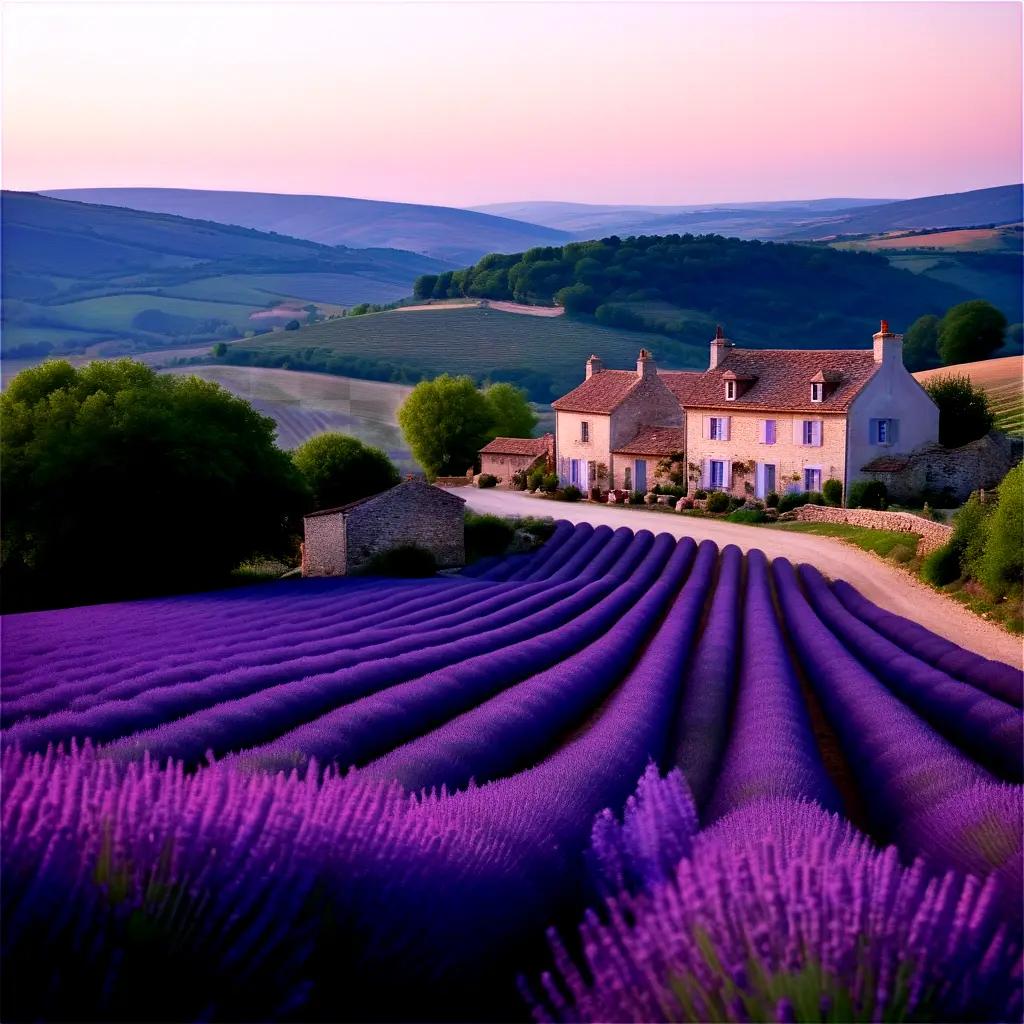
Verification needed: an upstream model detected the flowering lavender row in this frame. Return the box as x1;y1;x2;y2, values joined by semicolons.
706;551;841;819
830;576;1024;706
533;770;1022;1023
800;564;1022;780
773;557;1024;901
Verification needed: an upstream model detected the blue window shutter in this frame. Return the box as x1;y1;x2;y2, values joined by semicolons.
869;418;879;443
890;419;899;445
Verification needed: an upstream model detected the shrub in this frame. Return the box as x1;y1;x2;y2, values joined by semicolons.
541;473;559;493
923;375;995;449
950;490;992;580
777;490;824;514
765;491;779;508
511;470;529;491
628;491;645;505
848;480;887;509
727;497;744;512
978;463;1023;597
476;473;498;489
822;478;843;506
527;468;545;491
888;544;917;564
678;497;694;510
464;512;515;562
922;542;961;586
706;491;730;513
358;545;437;577
726;508;765;525
560;485;583;503
589;487;604;502
694;489;708;500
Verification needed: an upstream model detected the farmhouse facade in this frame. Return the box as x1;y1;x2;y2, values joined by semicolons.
302;479;465;577
552;323;940;499
478;433;553;485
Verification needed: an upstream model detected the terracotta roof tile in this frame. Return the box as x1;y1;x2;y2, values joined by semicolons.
659;371;705;406
684;348;879;413
551;370;641;413
479;434;551;456
613;425;689;456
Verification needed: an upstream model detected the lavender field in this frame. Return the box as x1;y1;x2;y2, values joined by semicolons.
2;522;1022;1022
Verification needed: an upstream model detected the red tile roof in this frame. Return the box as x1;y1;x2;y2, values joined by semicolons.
659;371;705;407
551;370;641;413
861;455;911;472
479;434;551;456
613;425;689;456
684;348;879;413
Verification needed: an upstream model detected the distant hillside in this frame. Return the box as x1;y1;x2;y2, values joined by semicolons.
43;188;571;264
784;184;1023;240
417;233;973;350
1;191;446;358
219;304;703;402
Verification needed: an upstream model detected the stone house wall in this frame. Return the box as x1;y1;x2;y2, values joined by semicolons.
792;503;953;555
612;456;661;492
480;452;546;485
555;410;613;491
302;480;465;576
686;409;848;499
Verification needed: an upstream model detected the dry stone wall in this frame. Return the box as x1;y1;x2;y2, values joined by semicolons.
792;504;952;555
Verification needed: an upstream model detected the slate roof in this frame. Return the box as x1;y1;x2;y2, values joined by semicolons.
613;425;689;456
684;348;879;413
304;479;464;519
478;434;551;456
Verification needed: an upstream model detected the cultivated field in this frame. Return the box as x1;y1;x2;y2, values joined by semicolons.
3;523;1021;1021
226;304;704;401
162;365;416;466
915;355;1024;435
832;223;1022;253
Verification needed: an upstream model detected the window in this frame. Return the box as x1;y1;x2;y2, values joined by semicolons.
799;420;822;447
725;380;736;401
804;467;822;492
811;382;823;403
802;420;814;445
763;419;777;445
757;463;776;499
709;416;727;440
580;421;589;443
872;418;898;446
709;460;728;490
623;466;632;491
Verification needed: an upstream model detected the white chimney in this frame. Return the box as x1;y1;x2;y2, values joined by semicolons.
585;354;604;379
636;348;655;378
872;319;903;368
709;324;734;369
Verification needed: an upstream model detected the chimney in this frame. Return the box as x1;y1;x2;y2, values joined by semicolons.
709;324;734;369
585;354;604;379
636;348;655;378
872;319;903;368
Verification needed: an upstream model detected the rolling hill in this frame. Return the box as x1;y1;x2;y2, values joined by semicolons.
1;191;448;358
218;303;702;402
914;355;1024;436
42;188;572;264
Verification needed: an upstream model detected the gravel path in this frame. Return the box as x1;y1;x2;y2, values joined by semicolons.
455;488;1023;668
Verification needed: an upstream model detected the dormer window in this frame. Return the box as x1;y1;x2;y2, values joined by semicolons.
811;382;823;403
725;380;737;401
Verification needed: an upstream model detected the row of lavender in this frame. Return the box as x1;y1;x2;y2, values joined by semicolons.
2;521;1022;1020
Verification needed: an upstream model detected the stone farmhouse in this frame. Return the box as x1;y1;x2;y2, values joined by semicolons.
552;323;940;500
479;434;553;484
302;478;465;576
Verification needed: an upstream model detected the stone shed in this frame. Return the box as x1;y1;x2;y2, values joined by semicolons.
478;434;554;485
301;479;466;577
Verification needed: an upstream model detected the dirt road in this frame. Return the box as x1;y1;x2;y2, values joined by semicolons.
455;488;1023;668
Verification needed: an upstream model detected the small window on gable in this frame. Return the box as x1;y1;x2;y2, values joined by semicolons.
580;421;589;442
725;380;736;401
811;382;823;403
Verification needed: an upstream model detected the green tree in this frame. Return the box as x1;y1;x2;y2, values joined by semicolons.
1;359;308;611
484;382;537;438
212;341;228;358
923;374;995;448
285;319;301;331
554;283;599;315
979;462;1023;598
292;433;399;512
903;314;941;371
938;300;1007;365
413;275;438;300
398;375;492;479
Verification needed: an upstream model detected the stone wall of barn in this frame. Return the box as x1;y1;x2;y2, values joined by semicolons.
301;512;348;576
480;452;545;485
791;504;952;555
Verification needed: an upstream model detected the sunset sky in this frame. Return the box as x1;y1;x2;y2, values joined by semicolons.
2;1;1021;207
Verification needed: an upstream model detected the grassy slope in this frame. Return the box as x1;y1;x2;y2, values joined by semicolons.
224;304;705;401
1;192;448;357
914;355;1024;436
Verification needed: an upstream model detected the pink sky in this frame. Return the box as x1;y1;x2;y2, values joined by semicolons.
2;1;1021;207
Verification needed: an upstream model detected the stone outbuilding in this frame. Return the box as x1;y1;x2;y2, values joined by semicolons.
301;479;466;577
478;434;554;485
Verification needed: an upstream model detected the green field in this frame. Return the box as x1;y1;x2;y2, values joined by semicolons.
161;365;418;468
223;304;706;402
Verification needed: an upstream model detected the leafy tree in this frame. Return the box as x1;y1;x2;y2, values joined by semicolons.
938;300;1007;365
903;314;941;371
212;341;228;358
285;319;301;331
292;433;399;512
1;359;308;611
554;283;599;315
413;275;438;300
979;463;1023;598
484;382;537;438
923;374;994;448
398;375;492;479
